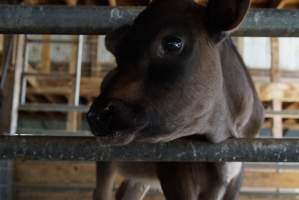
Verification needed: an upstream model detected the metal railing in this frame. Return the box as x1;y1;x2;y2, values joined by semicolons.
0;136;298;162
1;5;299;161
0;6;299;37
1;5;299;199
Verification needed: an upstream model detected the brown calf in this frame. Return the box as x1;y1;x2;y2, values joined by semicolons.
87;0;264;199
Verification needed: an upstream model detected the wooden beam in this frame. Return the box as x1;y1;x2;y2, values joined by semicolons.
270;38;280;82
40;35;51;73
270;38;283;138
108;0;117;6
13;161;299;194
276;0;299;8
0;34;3;53
66;36;79;132
65;0;79;6
269;0;284;7
90;36;102;77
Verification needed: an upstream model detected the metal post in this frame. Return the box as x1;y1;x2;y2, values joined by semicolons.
20;36;30;105
0;35;18;200
74;35;83;106
0;35;13;90
10;35;25;134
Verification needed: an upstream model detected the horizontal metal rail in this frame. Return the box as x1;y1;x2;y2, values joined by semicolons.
22;72;74;79
16;129;92;136
18;104;297;118
19;104;89;112
0;6;298;37
26;39;78;44
26;38;98;44
0;136;299;162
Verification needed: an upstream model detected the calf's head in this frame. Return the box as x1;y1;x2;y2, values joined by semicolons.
87;0;253;145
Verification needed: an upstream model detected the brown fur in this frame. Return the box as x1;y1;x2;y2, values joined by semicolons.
88;0;264;199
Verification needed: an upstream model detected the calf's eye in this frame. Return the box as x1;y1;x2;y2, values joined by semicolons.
161;36;183;53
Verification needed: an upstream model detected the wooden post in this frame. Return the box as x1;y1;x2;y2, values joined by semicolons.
270;38;283;138
65;0;79;6
66;36;78;132
66;36;83;132
40;35;51;73
108;0;117;6
236;37;244;57
0;35;3;53
90;36;102;77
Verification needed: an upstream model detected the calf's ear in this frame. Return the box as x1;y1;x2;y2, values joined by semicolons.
207;0;251;33
105;25;131;55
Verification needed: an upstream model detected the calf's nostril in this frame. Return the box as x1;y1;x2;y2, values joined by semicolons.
87;111;95;119
87;111;101;122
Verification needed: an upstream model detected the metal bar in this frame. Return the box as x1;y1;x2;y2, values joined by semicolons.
0;6;298;37
20;37;30;105
16;129;92;136
18;103;89;112
0;36;13;90
22;72;74;79
239;9;299;37
26;38;98;44
10;35;25;134
0;137;299;162
26;39;78;44
74;35;83;106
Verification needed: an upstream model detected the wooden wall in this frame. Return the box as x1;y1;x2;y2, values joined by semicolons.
12;161;299;200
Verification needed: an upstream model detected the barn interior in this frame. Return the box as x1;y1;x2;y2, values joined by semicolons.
1;0;299;200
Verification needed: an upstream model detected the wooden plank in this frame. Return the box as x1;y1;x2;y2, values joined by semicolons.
276;0;299;8
241;197;296;200
14;161;96;186
244;170;299;188
14;161;299;189
13;188;299;200
255;82;299;102
15;191;92;200
65;0;79;6
108;0;117;6
15;191;164;200
26;77;101;96
12;191;299;200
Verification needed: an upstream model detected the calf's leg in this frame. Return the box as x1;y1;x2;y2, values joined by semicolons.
116;179;150;200
93;162;116;200
157;163;199;200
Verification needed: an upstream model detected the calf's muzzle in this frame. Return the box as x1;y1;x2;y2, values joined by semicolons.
87;98;146;137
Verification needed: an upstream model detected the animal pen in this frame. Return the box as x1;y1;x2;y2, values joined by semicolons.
1;0;299;200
